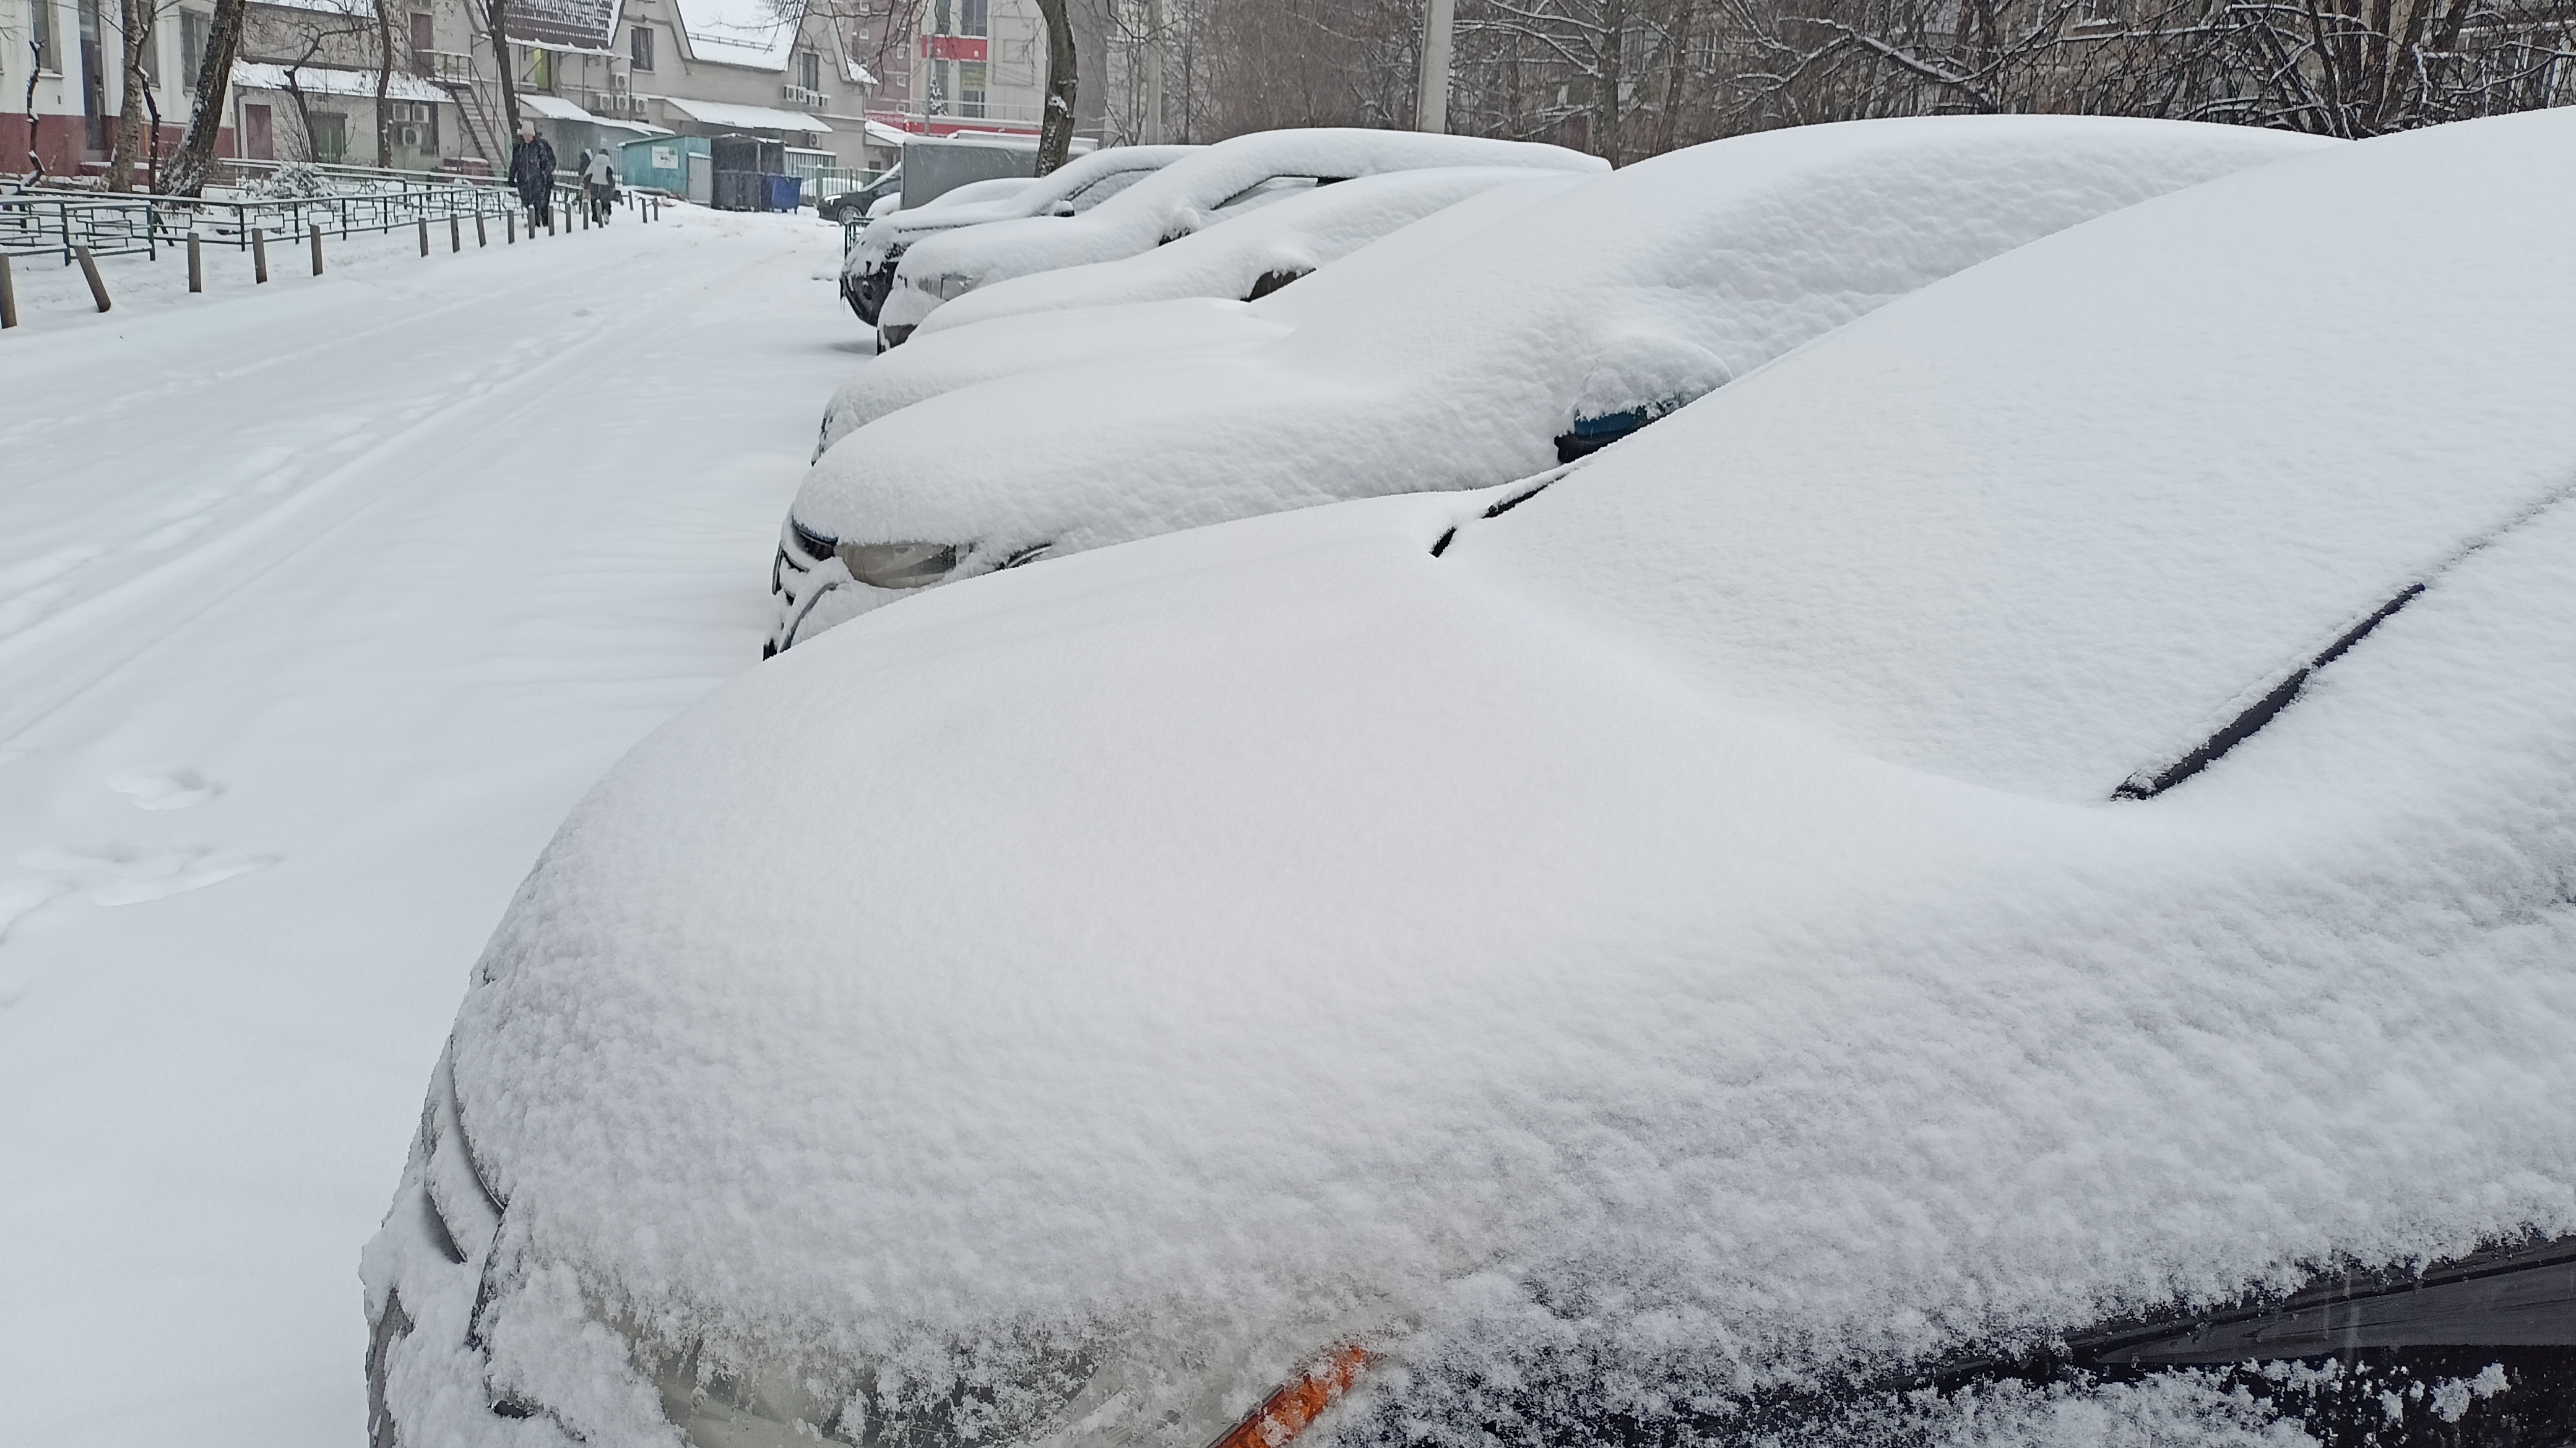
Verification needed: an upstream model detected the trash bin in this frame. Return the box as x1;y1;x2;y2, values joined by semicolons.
766;173;803;212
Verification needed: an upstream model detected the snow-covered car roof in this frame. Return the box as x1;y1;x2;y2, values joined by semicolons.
792;116;2330;620
812;175;1591;459
842;145;1198;282
914;167;1586;336
368;109;2576;1448
875;127;1605;332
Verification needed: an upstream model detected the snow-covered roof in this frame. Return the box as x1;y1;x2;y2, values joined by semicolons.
230;62;448;104
516;92;600;122
590;117;670;137
654;95;832;132
371;107;2576;1448
671;0;802;70
863;119;912;147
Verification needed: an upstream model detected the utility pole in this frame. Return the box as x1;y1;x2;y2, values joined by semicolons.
1416;0;1454;132
1143;0;1165;144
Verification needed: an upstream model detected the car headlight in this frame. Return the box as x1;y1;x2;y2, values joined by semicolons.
835;541;960;590
624;1324;1371;1448
915;272;976;301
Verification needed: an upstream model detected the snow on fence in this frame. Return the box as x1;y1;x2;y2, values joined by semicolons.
0;173;584;266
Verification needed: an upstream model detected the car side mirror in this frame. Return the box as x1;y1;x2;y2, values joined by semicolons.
1048;201;1076;217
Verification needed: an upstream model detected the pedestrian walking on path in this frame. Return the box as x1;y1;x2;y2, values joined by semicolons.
509;126;558;231
584;149;618;226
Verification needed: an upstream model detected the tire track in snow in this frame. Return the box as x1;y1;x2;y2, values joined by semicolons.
0;228;813;746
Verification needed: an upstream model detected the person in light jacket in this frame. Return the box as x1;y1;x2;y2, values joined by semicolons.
509;126;558;229
583;149;618;225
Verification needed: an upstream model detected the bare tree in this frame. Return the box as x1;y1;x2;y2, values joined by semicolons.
105;0;155;188
1074;0;2574;158
1037;0;1081;170
373;0;395;168
164;0;248;194
486;0;523;145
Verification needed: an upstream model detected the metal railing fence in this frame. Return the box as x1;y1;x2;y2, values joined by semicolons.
0;177;567;264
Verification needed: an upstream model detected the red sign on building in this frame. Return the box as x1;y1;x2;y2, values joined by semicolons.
923;35;988;60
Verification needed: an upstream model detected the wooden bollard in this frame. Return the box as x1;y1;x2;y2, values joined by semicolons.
187;233;203;293
253;227;269;283
0;254;17;328
547;208;556;236
476;213;487;247
418;218;430;256
451;215;460;252
74;246;111;312
506;211;516;244
309;222;324;275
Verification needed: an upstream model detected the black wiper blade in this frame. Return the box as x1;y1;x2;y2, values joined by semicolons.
2112;583;2424;800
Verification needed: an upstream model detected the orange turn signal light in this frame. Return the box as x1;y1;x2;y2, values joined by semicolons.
1201;1345;1372;1448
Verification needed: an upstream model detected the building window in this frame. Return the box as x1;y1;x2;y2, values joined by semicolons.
410;12;432;66
308;109;348;162
959;0;985;36
932;0;949;35
630;22;653;69
137;8;158;83
957;59;984;116
31;0;56;72
799;50;819;91
181;8;207;90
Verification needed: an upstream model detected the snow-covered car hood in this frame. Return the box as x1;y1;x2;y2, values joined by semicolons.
813;175;1590;459
841;147;1198;284
370;109;2576;1448
875;128;1603;332
915;168;1588;335
798;116;2331;579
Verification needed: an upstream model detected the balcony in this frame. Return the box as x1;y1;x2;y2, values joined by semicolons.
417;49;478;85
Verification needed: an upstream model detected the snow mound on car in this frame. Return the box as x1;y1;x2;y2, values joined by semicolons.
797;116;2331;561
918;169;1587;335
818;300;1293;459
890;128;1605;296
816;175;1586;457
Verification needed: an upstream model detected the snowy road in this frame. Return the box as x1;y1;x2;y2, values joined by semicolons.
0;207;852;1444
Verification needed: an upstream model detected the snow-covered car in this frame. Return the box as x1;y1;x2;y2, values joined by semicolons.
817;166;900;223
872;127;1604;345
910;165;1595;336
366;108;2576;1448
772;115;2328;652
842;146;1197;324
811;171;1596;462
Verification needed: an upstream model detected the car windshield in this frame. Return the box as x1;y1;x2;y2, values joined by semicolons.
1211;175;1328;214
1061;168;1151;212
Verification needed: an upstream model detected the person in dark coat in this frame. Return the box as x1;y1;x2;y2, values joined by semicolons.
508;126;558;229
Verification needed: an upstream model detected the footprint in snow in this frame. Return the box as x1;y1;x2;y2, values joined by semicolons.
0;876;73;942
106;769;222;810
15;842;278;906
